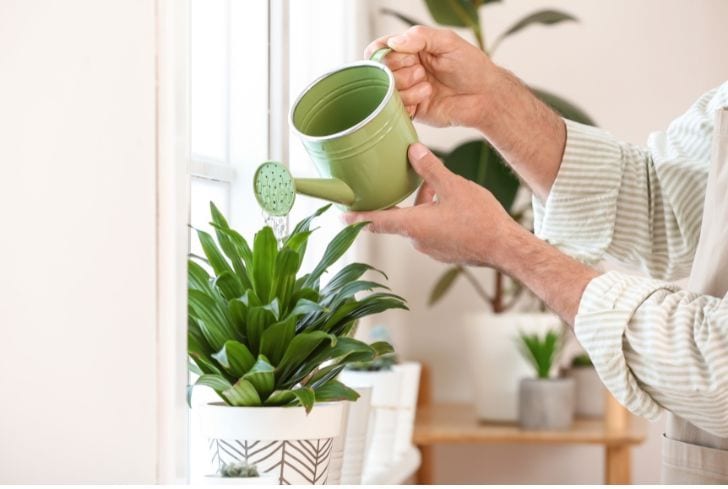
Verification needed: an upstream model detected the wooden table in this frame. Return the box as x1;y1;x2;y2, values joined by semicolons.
413;401;646;484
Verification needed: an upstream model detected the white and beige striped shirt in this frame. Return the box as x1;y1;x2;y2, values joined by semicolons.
533;82;728;437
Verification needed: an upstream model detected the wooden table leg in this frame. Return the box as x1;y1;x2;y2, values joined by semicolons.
605;445;631;484
415;444;434;484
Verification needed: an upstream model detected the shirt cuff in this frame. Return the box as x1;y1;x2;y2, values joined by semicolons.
574;271;679;421
532;119;624;265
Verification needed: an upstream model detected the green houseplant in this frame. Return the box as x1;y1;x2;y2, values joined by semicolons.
204;461;277;485
516;329;575;430
189;202;408;484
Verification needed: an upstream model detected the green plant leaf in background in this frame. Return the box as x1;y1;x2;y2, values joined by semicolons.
424;0;483;47
490;9;578;53
429;266;463;305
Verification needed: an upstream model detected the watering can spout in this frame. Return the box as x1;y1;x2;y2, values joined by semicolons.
253;161;356;216
294;177;355;207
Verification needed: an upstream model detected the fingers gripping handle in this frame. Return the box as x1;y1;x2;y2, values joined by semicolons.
369;47;392;63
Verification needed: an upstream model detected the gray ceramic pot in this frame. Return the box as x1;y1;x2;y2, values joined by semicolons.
518;377;575;430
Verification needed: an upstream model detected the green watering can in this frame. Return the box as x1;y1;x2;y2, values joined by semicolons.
254;49;420;216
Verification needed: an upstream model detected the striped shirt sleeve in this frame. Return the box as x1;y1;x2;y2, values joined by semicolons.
532;82;728;436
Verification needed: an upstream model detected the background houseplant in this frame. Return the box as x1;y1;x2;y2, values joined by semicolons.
517;329;575;430
188;202;408;484
383;0;594;421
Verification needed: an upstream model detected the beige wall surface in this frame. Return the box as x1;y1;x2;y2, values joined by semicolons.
363;0;728;483
0;0;158;482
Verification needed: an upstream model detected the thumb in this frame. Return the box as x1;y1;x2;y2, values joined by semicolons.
408;143;453;194
387;25;458;55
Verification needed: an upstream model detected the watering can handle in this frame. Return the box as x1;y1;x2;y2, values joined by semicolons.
369;47;392;63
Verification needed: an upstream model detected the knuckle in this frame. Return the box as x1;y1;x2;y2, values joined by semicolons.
409;25;428;37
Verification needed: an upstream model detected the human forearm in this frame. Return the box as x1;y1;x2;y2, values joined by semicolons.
475;67;566;202
493;222;599;325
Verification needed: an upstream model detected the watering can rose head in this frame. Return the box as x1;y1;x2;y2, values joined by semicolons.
188;202;408;412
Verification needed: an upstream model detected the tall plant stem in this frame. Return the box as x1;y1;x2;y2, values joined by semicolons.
492;270;504;313
460;266;494;308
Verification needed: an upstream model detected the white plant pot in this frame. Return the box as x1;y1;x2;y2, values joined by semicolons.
203;474;278;485
567;366;606;418
392;362;421;458
463;313;562;422
198;402;344;485
338;368;402;483
327;400;350;484
340;386;372;485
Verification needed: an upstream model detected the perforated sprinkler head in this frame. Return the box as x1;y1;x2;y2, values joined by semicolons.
253;161;296;216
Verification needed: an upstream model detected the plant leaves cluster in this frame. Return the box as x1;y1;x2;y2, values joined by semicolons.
517;329;562;379
188;203;408;412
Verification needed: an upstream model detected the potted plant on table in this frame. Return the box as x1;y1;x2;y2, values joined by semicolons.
188;203;407;485
517;329;575;430
382;0;595;422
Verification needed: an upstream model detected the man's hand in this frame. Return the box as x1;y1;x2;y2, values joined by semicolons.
344;143;600;325
366;25;567;201
345;143;517;267
365;25;495;129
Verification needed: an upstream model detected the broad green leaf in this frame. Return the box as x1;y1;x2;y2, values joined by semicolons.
322;293;408;334
322;263;387;296
324;280;389;308
442;140;520;213
209;202;252;289
252;227;277;302
188;316;212;357
259;314;296;366
212;340;255;378
276;331;336;384
189;351;224;377
212;225;254;271
306;221;369;287
424;0;479;28
310;363;347;388
531;87;595;125
379;7;424;26
314;379;360;403
265;389;295;406
222;378;262;406
284;230;313;269
291;337;374;385
290;298;327;317
429;266;462;305
369;341;395;357
188;289;236;351
291;386;315;413
188;260;213;295
197;229;234;277
246;303;278;356
243;355;276;400
288;204;331;238
272;248;300;310
491;10;577;53
212;271;243;301
194;374;232;394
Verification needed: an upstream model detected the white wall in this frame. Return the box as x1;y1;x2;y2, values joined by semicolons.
0;0;160;482
363;0;728;483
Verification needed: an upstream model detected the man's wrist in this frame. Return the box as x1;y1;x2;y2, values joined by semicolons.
490;222;600;324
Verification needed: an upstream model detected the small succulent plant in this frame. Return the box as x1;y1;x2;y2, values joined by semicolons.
218;461;260;478
517;329;563;379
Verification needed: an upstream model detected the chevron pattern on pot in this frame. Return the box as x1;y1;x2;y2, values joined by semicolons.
209;437;334;485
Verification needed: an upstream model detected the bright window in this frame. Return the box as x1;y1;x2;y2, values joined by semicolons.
187;0;363;480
